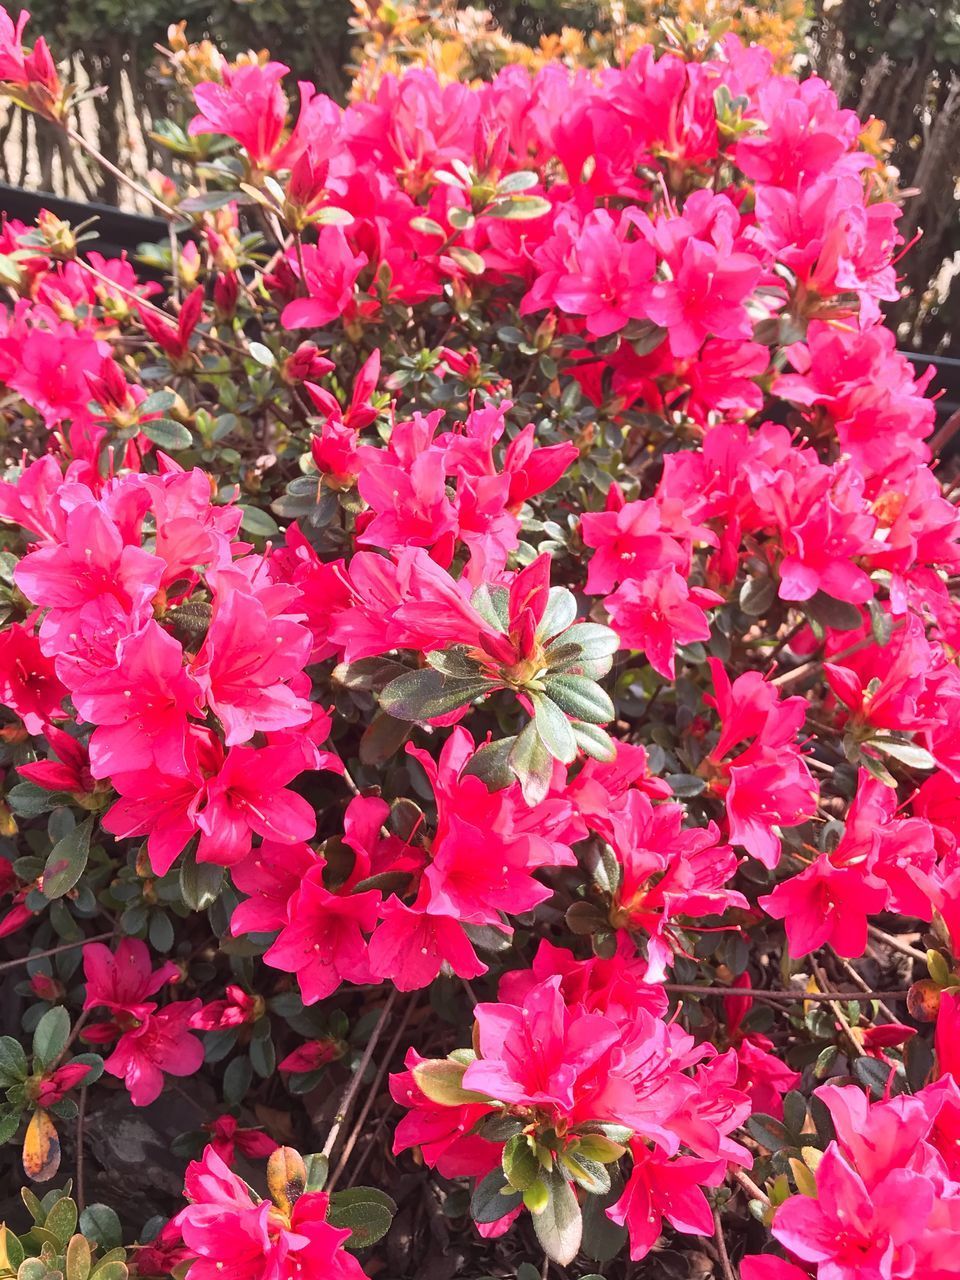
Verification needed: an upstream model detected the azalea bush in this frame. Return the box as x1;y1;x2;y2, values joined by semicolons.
0;6;958;1279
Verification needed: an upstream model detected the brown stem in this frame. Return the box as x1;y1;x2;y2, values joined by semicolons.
712;1204;737;1280
327;992;419;1193
830;949;899;1024
813;962;863;1058
662;983;911;1002
730;1166;771;1208
0;931;115;974
75;1085;87;1212
64;124;176;218
321;988;399;1161
867;924;927;964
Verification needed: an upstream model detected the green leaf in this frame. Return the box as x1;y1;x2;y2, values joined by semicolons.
496;171;539;194
0;1225;24;1271
7;782;59;818
486;195;551;220
65;1233;92;1280
247;341;275;368
539;587;578;640
508;719;555;806
470;1168;523;1224
223;1055;252;1105
139;418;193;450
409;216;445;236
502;1134;540;1191
572;1134;628;1164
580;1173;628;1263
412;1059;490;1107
873;737;936;772
379;667;492;721
448;246;485;275
327;1187;397;1249
77;1203;122;1254
42;815;93;899
33;1007;70;1068
179;850;224;911
559;1149;610;1195
460;737;517;789
739;575;776;617
546;623;619;664
137;389;177;416
239;505;280;538
802;590;863;632
305;1153;329;1192
179;190;242;212
532;694;577;764
853;1056;894;1099
425;646;484;679
89;1261;128;1280
0;1035;28;1084
541;674;614;725
532;1170;582;1265
0;1109;21;1143
569;722;616;761
44;1194;78;1245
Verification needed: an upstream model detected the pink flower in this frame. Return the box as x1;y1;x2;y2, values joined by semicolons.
0;622;67;734
35;1061;93;1107
281;229;368;329
70;620;202;778
549;209;655;337
189;62;290;168
264;866;381;1003
17;725;96;796
104;1000;204;1107
195;742;317;866
83;937;179;1020
191;586;313;746
278;1040;344;1074
204;1115;278;1165
608;1145;723;1261
771;1144;935;1280
15;503;164;656
605;568;720;679
175;1145;365;1280
367;897;486;990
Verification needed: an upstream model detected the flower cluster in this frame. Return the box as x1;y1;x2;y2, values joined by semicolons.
392;943;752;1262
0;5;957;1278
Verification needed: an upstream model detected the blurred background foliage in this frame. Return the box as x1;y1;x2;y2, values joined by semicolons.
1;0;958;348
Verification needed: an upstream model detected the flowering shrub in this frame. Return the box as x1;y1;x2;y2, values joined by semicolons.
0;6;957;1279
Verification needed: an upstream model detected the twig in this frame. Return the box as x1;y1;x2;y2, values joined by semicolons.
0;931;115;974
813;962;863;1058
327;992;419;1192
321;988;399;1161
730;1166;771;1208
830;949;898;1023
712;1204;737;1280
771;623;904;691
75;1085;87;1213
64;124;177;218
867;924;927;964
662;983;911;1003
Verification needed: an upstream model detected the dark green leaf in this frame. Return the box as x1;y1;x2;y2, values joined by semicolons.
541;674;614;725
470;1168;522;1224
42;816;93;900
532;1170;582;1265
380;667;491;721
33;1007;70;1068
139;418;193;450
